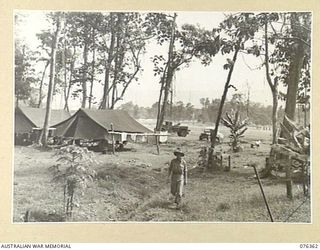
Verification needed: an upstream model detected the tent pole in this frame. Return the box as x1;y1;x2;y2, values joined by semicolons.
111;123;115;154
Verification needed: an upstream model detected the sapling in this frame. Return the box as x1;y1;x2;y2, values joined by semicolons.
221;110;248;152
51;145;97;219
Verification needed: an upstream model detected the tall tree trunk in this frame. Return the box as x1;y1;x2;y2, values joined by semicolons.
89;27;96;109
158;69;174;129
211;47;240;149
264;14;279;144
111;81;117;109
170;86;173;120
281;13;305;135
64;46;76;112
62;30;68;110
156;81;164;130
37;60;49;108
39;14;61;146
101;62;110;109
156;13;177;131
208;45;240;169
155;62;169;130
60;22;68;112
271;91;279;143
110;13;125;110
15;45;26;108
283;46;304;121
110;43;119;110
64;59;74;112
64;68;73;112
81;42;88;108
100;13;116;109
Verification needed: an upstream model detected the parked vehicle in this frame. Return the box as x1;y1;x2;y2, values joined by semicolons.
199;127;224;143
162;121;190;137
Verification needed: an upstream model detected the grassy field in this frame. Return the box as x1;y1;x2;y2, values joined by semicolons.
13;122;311;223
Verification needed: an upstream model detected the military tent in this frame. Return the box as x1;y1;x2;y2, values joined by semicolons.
52;108;152;140
15;106;71;134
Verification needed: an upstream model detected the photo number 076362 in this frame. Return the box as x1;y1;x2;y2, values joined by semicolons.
300;244;319;249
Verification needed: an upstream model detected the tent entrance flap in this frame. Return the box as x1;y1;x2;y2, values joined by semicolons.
64;116;79;138
65;114;108;140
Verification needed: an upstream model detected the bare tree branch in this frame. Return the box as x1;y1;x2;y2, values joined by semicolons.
240;52;264;71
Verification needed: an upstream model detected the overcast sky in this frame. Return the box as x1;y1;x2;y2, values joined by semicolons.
16;10;285;109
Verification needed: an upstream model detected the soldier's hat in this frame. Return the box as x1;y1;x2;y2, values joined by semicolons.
174;148;184;157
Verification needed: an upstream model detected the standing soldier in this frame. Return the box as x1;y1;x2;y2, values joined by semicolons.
168;148;187;208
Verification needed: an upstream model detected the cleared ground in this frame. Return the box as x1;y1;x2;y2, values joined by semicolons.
13;122;311;222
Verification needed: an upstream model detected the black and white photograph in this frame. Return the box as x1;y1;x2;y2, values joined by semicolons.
13;10;311;223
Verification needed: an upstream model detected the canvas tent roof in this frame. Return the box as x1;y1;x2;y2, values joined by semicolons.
53;108;152;140
15;106;70;134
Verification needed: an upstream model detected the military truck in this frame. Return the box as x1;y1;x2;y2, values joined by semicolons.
162;121;190;137
199;127;224;143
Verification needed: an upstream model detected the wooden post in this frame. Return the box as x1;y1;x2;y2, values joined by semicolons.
286;157;293;199
110;123;115;154
301;162;307;196
304;160;310;197
228;155;231;170
265;157;269;168
220;155;223;170
207;147;213;170
156;135;160;155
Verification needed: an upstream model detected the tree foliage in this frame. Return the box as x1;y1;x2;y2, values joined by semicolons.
152;14;221;130
250;13;311;117
15;40;38;106
98;12;154;109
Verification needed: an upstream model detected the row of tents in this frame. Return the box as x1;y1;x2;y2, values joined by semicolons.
15;106;154;146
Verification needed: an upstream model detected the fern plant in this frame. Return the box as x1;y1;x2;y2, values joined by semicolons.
221;110;248;152
50;145;97;219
